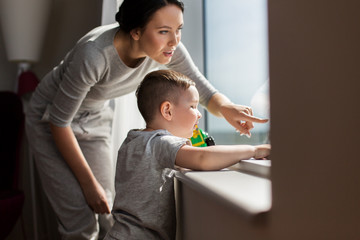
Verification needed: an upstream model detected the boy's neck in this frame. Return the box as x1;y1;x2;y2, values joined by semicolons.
144;122;164;132
144;126;156;132
144;119;173;134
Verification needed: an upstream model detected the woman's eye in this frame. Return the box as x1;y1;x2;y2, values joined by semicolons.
159;30;168;34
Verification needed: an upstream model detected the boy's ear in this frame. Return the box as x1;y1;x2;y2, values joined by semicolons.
160;101;173;121
130;28;141;41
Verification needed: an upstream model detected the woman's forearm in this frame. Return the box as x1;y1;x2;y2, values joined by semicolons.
206;92;232;117
49;123;110;213
49;123;96;186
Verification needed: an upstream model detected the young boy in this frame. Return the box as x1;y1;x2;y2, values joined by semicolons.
105;70;270;240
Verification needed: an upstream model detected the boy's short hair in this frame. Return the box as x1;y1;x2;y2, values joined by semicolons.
136;69;195;124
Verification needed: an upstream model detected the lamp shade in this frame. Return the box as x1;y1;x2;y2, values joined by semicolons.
0;0;51;62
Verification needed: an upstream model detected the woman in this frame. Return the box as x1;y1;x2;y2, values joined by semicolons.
26;0;268;239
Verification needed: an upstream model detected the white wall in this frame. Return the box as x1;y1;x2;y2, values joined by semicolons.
0;0;102;92
0;27;17;91
181;0;204;73
181;0;206;128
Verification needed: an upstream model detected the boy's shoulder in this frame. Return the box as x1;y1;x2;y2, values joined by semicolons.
117;129;190;165
123;129;190;149
126;128;170;139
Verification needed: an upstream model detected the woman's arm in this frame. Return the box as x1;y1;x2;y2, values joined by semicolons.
175;144;270;171
168;43;268;135
207;92;268;136
50;123;110;214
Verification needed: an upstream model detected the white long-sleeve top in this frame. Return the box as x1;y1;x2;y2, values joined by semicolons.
29;23;217;127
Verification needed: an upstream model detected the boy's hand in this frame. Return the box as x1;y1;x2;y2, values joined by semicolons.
254;144;271;159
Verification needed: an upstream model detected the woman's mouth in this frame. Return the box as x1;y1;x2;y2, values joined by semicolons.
163;50;175;57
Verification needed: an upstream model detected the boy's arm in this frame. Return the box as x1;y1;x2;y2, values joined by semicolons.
175;144;270;171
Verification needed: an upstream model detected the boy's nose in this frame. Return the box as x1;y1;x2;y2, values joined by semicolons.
197;109;202;119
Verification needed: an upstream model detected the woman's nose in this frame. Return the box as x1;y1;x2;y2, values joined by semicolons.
169;32;180;46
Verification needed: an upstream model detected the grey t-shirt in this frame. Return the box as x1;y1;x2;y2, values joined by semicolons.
28;23;217;127
110;129;189;240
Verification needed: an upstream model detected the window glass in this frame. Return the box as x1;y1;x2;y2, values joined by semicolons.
204;0;270;145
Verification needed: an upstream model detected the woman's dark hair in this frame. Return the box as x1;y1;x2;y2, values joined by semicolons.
115;0;184;33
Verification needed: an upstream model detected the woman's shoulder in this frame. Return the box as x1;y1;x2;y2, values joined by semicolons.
69;24;119;65
77;23;119;44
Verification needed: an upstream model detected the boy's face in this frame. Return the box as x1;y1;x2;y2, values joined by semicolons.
171;86;202;138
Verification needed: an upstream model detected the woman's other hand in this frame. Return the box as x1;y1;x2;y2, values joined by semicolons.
82;179;111;214
50;123;111;214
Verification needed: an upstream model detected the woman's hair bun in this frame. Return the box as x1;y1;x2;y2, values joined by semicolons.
115;0;184;34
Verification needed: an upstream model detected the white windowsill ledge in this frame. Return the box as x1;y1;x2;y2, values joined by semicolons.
176;160;272;219
229;159;271;178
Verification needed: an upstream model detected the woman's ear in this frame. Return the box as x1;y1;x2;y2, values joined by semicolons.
130;28;141;41
160;101;173;121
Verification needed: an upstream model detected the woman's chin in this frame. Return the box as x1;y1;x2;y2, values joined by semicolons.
154;56;172;65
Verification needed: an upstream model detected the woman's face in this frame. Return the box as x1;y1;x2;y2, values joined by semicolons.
136;4;183;64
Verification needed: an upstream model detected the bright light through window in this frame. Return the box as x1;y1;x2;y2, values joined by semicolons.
204;0;270;145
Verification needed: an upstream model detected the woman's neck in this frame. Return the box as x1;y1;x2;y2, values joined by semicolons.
114;30;145;68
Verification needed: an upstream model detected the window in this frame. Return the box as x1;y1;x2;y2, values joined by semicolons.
204;0;270;145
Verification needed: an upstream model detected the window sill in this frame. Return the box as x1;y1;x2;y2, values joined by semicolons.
176;161;272;219
228;159;271;178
